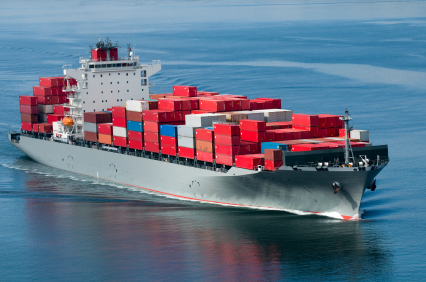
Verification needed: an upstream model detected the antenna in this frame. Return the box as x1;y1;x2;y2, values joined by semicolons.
340;109;352;166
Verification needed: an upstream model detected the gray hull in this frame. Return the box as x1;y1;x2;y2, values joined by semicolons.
10;134;385;219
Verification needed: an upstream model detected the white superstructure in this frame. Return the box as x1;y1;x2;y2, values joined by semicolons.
60;38;161;137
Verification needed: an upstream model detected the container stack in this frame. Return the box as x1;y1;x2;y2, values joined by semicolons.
240;119;267;144
196;126;218;163
112;106;127;148
264;149;283;171
143;110;174;153
98;122;114;145
292;114;320;138
213;124;240;166
84;112;112;143
19;96;38;132
177;125;198;159
173;85;197;97
126;100;149;150
160;124;178;156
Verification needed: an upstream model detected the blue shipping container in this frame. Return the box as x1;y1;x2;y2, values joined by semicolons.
160;124;178;137
261;142;288;153
127;120;143;132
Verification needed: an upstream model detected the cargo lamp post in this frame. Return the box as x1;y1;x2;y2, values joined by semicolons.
340;109;352;166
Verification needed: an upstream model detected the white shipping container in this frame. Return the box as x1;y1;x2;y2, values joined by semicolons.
185;114;226;127
126;100;149;112
178;136;195;148
350;130;369;142
38;104;54;113
177;125;199;138
252;109;293;122
113;126;128;138
84;122;98;133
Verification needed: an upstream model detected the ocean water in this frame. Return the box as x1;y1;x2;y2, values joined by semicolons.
1;1;426;281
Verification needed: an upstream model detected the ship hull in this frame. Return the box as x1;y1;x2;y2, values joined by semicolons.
10;134;384;219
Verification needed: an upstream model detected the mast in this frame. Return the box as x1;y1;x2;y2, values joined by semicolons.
341;109;352;166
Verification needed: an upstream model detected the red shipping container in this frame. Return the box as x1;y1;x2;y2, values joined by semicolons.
249;100;258;110
196;151;214;162
36;96;53;105
257;100;273;109
39;123;53;134
215;144;241;156
47;114;64;123
98;123;113;135
32;123;39;132
319;114;338;128
235;154;265;170
318;115;327;129
264;149;283;161
127;111;144;122
327;127;337;137
144;131;160;142
173;85;197;97
222;100;233;111
51;87;63;96
292;129;311;139
112;117;127;128
21;122;33;131
54;105;69;115
128;130;143;141
39;77;59;87
161;144;178;156
266;125;280;130
19;96;38;105
268;121;292;129
112;106;126;118
214;134;240;146
20;105;38;114
240;99;250;110
319;129;328;138
142;110;174;122
240;141;260;154
335;115;344;128
85;112;112;123
292;114;319;127
265;160;283;171
291;144;329;152
21;113;38;123
84;131;98;142
51;96;59;104
240;119;266;132
321;142;346;149
147;100;158;110
257;98;281;109
177;99;191;111
268;129;293;141
128;139;143;150
228;99;242;111
266;131;275;142
199;100;225;112
113;136;127;147
160;135;177;146
178;146;195;159
174;111;184;122
143;121;163;132
215;154;234;166
191;110;215;114
339;128;349;138
158;99;183;111
195;128;214;142
214;124;240;136
240;130;267;143
145;141;160;153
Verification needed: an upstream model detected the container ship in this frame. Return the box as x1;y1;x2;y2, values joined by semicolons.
9;38;389;220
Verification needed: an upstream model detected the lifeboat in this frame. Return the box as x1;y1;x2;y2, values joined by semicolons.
62;117;74;126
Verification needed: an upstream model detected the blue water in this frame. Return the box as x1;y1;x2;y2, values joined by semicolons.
1;1;426;280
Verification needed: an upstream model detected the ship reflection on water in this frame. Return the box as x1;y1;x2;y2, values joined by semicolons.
21;168;393;281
